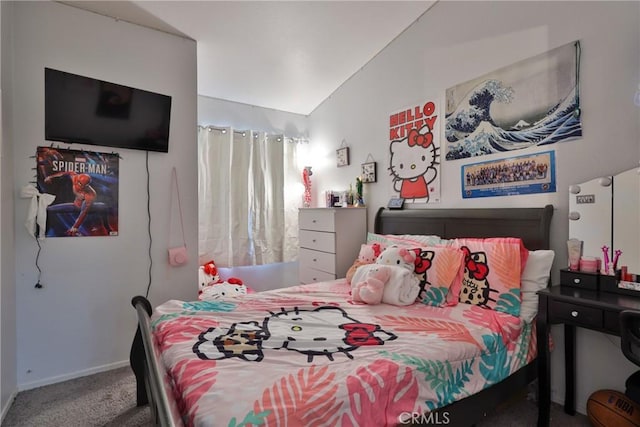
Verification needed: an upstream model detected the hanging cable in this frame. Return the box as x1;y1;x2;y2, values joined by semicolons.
34;237;43;289
145;150;153;298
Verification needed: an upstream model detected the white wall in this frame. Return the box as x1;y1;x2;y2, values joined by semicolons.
0;0;17;418
198;95;309;137
198;95;309;290
6;2;197;389
309;0;640;415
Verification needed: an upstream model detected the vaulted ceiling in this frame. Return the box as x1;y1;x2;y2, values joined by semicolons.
59;1;436;115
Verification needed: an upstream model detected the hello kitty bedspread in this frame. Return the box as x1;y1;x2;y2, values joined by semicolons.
151;279;537;427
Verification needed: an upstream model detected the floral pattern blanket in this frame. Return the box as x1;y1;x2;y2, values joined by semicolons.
151;280;536;427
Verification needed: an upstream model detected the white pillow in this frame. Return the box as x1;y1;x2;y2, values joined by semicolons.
520;250;555;323
395;234;448;247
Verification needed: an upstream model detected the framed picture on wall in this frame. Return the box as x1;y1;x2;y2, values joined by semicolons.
361;162;377;183
337;147;350;167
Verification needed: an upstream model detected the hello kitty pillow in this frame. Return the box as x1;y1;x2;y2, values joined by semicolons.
412;246;465;307
451;238;529;317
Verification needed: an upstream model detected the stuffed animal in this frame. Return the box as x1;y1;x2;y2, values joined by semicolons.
358;242;383;264
376;245;416;272
199;260;221;290
352;265;391;305
198;260;247;300
346;260;365;284
200;280;247;300
346;243;384;284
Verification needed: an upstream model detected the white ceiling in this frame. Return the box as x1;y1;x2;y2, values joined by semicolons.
59;1;435;115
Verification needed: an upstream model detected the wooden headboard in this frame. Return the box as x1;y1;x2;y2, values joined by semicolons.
374;205;553;250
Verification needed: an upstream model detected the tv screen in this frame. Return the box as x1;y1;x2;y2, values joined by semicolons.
45;68;172;153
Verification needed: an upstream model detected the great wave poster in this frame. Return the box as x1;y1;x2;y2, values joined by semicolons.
444;41;582;160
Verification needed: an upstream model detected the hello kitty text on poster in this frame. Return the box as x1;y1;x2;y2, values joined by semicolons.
388;100;440;203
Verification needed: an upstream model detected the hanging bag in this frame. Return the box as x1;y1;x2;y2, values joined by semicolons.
168;167;188;267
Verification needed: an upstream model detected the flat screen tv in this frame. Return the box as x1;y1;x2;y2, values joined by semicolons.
45;68;172;153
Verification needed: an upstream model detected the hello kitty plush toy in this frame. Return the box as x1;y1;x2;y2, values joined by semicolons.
375;246;416;271
198;260;248;300
359;242;383;264
351;246;420;306
199;260;221;289
352;266;391;305
346;242;384;284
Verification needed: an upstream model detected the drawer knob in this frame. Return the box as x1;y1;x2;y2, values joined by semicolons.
573;278;581;284
571;311;579;317
312;239;316;243
312;219;317;223
313;258;317;262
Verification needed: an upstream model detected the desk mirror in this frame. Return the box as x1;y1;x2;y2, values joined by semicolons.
569;167;640;274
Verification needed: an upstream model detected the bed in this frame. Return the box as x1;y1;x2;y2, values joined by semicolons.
130;205;553;426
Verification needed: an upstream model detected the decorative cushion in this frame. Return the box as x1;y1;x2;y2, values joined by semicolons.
520;250;555;322
451;238;529;316
411;246;465;307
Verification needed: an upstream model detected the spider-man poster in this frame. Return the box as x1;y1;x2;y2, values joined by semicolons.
36;147;119;237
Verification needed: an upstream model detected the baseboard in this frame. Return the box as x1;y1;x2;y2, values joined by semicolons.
18;359;130;391
551;391;586;415
0;389;18;424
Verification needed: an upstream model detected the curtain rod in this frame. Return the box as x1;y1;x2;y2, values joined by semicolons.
198;125;309;143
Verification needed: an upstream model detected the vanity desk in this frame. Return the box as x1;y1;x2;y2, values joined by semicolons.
537;165;640;426
537;276;640;427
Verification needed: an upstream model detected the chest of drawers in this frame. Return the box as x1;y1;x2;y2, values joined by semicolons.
298;208;367;284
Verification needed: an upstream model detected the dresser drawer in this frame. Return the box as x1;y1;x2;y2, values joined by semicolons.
549;300;602;329
299;267;336;284
299;248;336;274
299;230;335;253
299;209;335;232
560;269;598;291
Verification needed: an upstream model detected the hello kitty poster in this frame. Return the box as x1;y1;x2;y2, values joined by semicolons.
388;100;441;203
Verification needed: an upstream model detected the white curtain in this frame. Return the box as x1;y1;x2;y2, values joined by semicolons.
198;126;301;267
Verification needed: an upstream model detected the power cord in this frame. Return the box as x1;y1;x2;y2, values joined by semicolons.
34;236;43;289
145;151;153;298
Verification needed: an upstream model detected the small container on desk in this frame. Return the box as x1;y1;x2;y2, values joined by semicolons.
560;268;599;291
599;270;640;297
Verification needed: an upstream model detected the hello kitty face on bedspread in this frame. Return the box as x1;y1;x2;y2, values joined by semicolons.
193;306;397;362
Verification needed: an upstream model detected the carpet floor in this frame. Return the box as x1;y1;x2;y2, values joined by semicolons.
3;366;591;426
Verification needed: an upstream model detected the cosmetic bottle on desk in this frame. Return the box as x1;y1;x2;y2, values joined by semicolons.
599;267;640;296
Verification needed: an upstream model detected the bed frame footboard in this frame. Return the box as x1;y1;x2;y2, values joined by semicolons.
130;296;181;427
